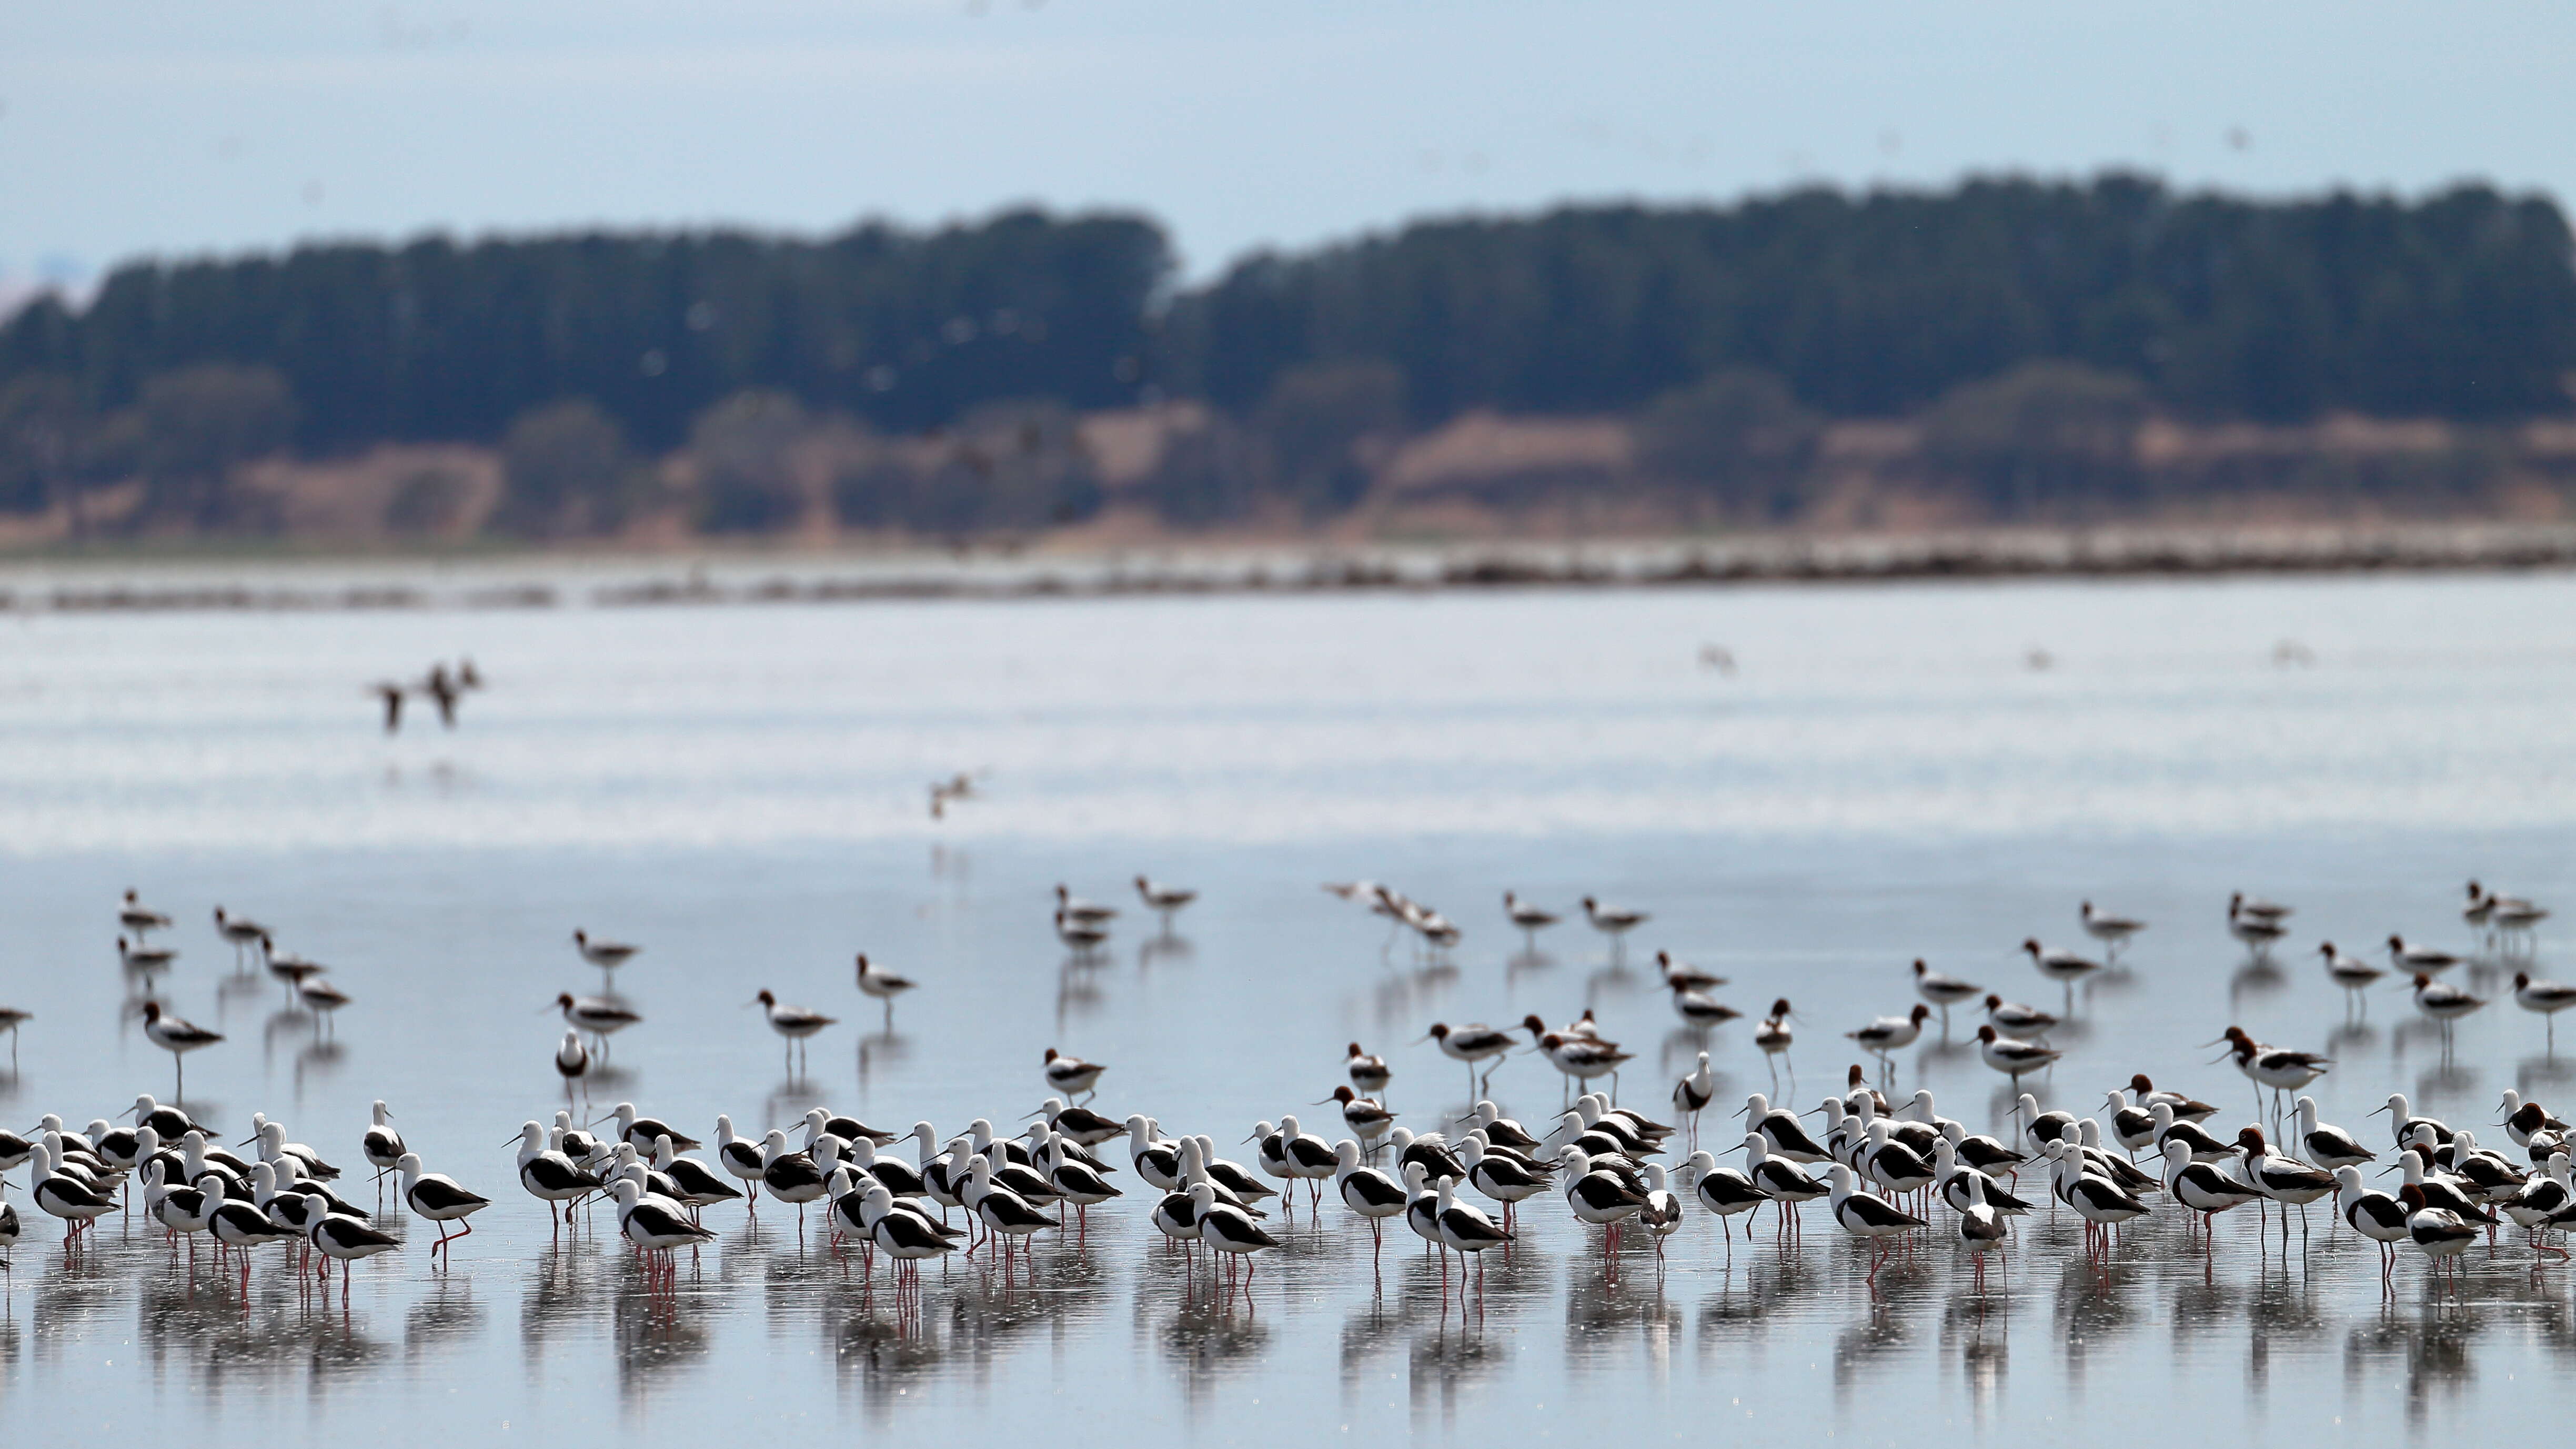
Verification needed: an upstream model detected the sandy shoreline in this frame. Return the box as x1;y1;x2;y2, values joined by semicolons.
6;520;2574;612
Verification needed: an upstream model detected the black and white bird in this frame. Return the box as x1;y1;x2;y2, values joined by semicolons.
212;906;271;968
2399;1184;2481;1283
854;954;917;1025
1672;1052;1716;1145
2078;901;2146;959
554;993;642;1056
1657;951;1727;993
1911;959;1984;1031
1975;1024;2060;1084
1956;1173;2010;1291
2513;973;2576;1049
2291;1096;2374;1171
600;1102;700;1153
2021;939;2104;1008
1043;1047;1106;1099
1055;884;1118;932
612;1178;715;1275
2411;973;2485;1034
1579;895;1648;948
1332;1141;1409;1262
513;1121;603;1230
2317;942;2385;1004
140;1001;223;1098
1846;1005;1929;1069
2230;892;2293;924
1433;1175;1513;1281
1825;1162;1925;1282
572;928;641;972
1983;994;2058;1038
119;889;173;938
1134;876;1198;931
2160;1140;2260;1246
397;1153;490;1262
1422;1022;1517;1096
1344;1043;1392;1098
2226;903;2289;955
2336;1165;2413;1281
2388;935;2461;974
309;1208;401;1293
751;989;836;1073
1502;892;1559;950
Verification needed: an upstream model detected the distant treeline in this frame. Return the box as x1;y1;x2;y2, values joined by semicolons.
2;176;2571;532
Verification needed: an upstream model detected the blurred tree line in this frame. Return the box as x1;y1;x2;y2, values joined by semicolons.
1;177;2568;534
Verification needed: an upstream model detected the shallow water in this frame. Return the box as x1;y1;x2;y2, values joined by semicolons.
2;570;2573;1444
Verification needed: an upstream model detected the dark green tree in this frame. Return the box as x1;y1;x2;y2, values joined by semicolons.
495;399;632;537
1636;368;1822;519
1919;361;2152;519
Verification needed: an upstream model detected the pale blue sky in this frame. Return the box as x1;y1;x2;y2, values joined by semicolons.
1;2;2569;302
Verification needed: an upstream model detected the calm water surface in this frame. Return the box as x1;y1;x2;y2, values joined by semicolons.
2;571;2573;1444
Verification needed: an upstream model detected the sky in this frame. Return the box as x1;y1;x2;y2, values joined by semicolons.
1;2;2571;307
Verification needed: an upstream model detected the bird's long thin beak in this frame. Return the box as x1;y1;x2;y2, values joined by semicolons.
1406;1033;1433;1045
2368;1104;2390;1116
501;1134;522;1146
1310;1098;1339;1107
1020;1107;1046;1120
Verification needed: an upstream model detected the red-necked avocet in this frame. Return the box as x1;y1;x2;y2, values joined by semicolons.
1579;896;1648;953
1317;1086;1396;1151
1983;994;2057;1038
119;889;173;938
2316;941;2384;1009
2499;1091;2572;1151
1055;883;1119;927
1420;1022;1516;1096
1751;1000;1795;1089
2213;1025;2332;1119
1043;1047;1106;1099
1134;876;1198;932
397;1154;489;1263
2388;935;2460;974
118;935;176;973
1502;892;1559;951
2410;974;2485;1043
2231;891;2293;924
2234;1126;2336;1241
1054;910;1110;957
1657;951;1726;993
1846;1004;1928;1076
212;906;271;969
2021;939;2103;1010
297;977;351;1033
2226;901;2289;957
2399;1183;2480;1285
1343;1042;1392;1098
572;929;639;975
2512;973;2576;1049
751;989;836;1074
139;1001;222;1099
2078;900;2146;959
1910;959;1983;1032
1671;985;1740;1031
853;954;916;1026
1825;1162;1924;1284
553;993;640;1059
1974;1024;2059;1085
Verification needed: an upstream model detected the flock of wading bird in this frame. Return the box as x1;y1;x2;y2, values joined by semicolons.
4;876;2574;1306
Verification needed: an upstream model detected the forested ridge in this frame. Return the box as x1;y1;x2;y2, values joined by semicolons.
2;175;2571;537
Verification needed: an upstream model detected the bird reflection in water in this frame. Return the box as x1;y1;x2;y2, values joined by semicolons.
855;1029;910;1091
404;1276;486;1369
1939;1292;2008;1431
